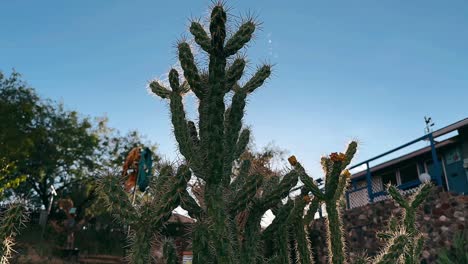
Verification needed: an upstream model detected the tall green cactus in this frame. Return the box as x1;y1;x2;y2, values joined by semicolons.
149;3;298;263
98;3;432;263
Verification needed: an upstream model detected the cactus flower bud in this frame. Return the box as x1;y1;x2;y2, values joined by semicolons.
288;155;298;166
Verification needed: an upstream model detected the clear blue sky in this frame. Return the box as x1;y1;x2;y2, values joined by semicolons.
1;0;467;178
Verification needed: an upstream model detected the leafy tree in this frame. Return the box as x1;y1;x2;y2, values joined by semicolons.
1;71;98;208
0;71;37;199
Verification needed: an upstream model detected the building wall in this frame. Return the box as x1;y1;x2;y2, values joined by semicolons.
309;187;467;263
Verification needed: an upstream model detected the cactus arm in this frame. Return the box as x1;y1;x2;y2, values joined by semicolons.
304;197;320;224
209;5;227;52
333;172;350;202
224;21;255;57
225;58;246;93
262;201;294;240
243;65;272;94
234;128;250;159
97;175;138;225
230;159;252;191
387;185;409;208
222;91;247;185
324;161;344;201
190;21;212;53
180;190;204;219
288;198;314;264
260;171;299;210
410;182;432;209
127;229;152;264
188;120;200;147
341;141;358;170
276;226;292;264
295;165;325;200
163;239;179;264
168;84;205;179
325;201;347;264
412;235;425;264
230;174;263;215
294;223;314;264
178;42;204;98
149;81;171;99
142;165;191;233
192;222;212;264
373;231;408;264
240;211;264;264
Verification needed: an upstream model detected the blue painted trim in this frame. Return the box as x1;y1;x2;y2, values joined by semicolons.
352;180;357;190
428;133;443;186
349;134;430;170
366;162;374;203
373;191;387;197
398;180;421;190
373;180;422;198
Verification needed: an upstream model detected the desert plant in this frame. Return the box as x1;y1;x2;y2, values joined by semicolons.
99;2;431;263
289;144;357;264
97;164;190;264
436;231;468;264
0;202;28;264
373;183;432;264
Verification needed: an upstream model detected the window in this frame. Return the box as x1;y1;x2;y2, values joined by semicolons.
399;164;419;184
380;171;397;187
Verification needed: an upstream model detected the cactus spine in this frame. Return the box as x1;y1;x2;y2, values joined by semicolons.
0;202;28;264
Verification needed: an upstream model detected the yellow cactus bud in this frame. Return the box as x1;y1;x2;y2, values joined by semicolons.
343;170;351;178
330;152;346;162
288;155;298;166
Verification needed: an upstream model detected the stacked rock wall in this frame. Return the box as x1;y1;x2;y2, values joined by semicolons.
309;187;467;263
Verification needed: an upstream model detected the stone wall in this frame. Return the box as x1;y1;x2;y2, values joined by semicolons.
308;187;467;263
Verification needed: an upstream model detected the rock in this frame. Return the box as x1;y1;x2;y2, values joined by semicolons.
440;226;449;232
453;211;464;218
358;214;367;220
441;203;450;210
439;215;448;222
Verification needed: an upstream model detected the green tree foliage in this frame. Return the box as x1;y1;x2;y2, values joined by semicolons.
0;71;99;208
0;71;159;210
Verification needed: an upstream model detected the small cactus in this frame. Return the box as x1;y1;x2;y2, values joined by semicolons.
0;202;28;264
97;164;191;263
